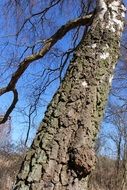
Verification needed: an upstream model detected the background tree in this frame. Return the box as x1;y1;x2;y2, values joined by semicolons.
101;102;127;190
0;115;11;148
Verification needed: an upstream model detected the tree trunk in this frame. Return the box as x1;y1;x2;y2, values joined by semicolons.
13;1;125;190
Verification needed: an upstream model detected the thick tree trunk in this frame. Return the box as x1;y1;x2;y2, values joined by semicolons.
13;1;125;190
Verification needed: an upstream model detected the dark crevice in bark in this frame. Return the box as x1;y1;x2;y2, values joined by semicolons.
68;152;90;179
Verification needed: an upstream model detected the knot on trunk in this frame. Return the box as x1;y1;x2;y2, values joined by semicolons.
68;146;95;179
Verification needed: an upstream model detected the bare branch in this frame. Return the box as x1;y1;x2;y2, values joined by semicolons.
0;12;93;124
9;14;92;87
0;89;18;124
16;0;62;35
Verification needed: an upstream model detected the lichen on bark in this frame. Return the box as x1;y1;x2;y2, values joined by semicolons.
13;1;125;190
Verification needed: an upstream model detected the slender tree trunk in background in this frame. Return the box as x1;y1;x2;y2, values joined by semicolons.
115;135;122;189
121;143;127;190
13;1;125;190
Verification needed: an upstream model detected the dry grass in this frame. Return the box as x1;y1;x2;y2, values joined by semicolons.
0;151;23;190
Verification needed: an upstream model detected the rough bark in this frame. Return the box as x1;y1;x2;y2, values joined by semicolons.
13;1;125;190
